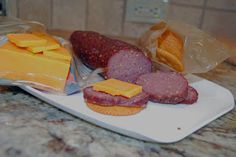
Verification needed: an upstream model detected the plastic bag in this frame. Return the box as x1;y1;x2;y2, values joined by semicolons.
0;17;83;95
139;20;233;74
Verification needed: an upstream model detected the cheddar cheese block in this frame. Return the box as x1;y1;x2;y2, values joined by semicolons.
93;78;142;98
43;47;71;61
0;42;70;91
7;33;47;47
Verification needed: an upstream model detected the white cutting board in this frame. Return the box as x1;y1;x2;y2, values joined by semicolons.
20;75;235;143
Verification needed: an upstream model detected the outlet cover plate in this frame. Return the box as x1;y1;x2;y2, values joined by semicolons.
125;0;169;23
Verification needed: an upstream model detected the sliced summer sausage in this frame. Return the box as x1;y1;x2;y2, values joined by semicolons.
83;87;149;107
106;50;152;83
70;31;141;69
136;72;188;104
181;86;198;104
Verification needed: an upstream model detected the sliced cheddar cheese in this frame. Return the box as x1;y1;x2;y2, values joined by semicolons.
93;79;142;98
43;47;71;61
7;33;47;47
26;32;60;53
0;42;70;92
27;42;60;53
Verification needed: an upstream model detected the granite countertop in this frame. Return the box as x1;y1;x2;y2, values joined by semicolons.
0;31;236;157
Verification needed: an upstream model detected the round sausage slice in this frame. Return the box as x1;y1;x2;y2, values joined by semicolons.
83;87;149;107
181;86;198;104
106;50;152;83
136;72;188;104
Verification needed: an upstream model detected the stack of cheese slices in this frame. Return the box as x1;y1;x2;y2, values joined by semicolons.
0;32;71;92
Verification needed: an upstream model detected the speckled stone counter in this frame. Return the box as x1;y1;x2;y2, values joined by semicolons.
0;62;235;157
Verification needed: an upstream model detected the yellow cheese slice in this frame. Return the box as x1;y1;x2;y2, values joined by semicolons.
27;42;60;53
7;33;47;47
43;47;71;61
0;42;70;92
93;79;142;98
26;32;61;53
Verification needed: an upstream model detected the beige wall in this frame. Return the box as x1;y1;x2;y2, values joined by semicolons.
8;0;236;43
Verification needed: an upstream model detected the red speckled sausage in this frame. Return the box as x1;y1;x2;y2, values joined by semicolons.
83;87;149;107
136;72;188;104
70;31;141;69
106;50;152;83
181;86;198;104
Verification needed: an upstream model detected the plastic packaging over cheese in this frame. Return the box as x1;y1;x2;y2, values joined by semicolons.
0;42;70;92
0;17;81;95
32;32;59;43
93;79;142;98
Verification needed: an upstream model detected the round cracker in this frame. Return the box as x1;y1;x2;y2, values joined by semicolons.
156;48;184;72
86;102;144;116
158;30;184;60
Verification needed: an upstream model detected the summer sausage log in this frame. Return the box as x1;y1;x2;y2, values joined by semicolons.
106;50;152;83
136;72;188;104
83;87;149;107
70;31;142;69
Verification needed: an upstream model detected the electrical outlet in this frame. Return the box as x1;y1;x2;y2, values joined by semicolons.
0;0;7;16
125;0;169;23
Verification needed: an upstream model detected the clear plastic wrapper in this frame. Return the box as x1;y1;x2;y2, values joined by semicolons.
0;17;84;95
139;20;233;74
